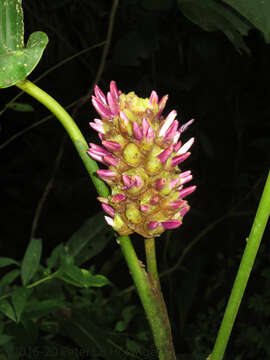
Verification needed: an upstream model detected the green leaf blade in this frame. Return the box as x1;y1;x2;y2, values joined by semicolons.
11;287;32;323
223;0;270;42
0;1;48;89
0;300;16;321
0;257;19;267
178;0;251;53
6;102;34;112
0;31;48;88
0;0;24;54
21;238;42;286
66;212;111;266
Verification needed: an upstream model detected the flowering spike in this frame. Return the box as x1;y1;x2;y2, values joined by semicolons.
111;194;126;202
180;119;195;133
97;169;116;181
148;221;159;230
179;172;193;185
155;178;167;190
174;141;182;152
150;196;160;205
103;155;118;167
88;149;104;163
107;92;119;115
168;200;185;209
97;197;109;204
94;85;107;105
122;174;132;187
89;143;110;155
89;81;195;238
150;90;158;105
164;120;179;141
159;110;177;137
173;131;181;144
98;133;103;141
179;186;197;198
171;152;191;167
132;122;143;141
177;138;194;155
161;220;182;229
157;145;173;164
158;95;168;115
146;126;154;142
104;215;114;227
92;97;112;118
142;118;150;136
102;140;122;152
89;121;105;135
140;205;150;213
102;203;115;218
134;175;143;187
179;205;190;217
120;111;129;123
110;80;119;99
169;177;180;189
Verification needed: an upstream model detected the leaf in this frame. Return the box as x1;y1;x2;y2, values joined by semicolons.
21;238;42;286
113;15;159;66
0;300;16;321
0;0;48;88
11;287;32;323
0;0;24;53
6;102;34;112
46;243;65;269
66;213;111;266
60;310;120;359
0;257;19;268
24;299;66;319
0;269;20;290
59;264;110;288
223;0;270;42
178;0;252;53
0;334;13;346
115;305;137;332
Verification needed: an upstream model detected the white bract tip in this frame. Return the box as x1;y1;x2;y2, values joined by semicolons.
177;137;194;155
159;110;177;137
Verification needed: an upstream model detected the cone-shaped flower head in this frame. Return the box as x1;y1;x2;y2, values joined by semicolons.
89;81;196;238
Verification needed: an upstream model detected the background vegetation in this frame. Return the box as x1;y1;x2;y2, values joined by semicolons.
0;0;269;359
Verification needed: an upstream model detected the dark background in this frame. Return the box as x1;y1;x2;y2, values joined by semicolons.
0;0;270;358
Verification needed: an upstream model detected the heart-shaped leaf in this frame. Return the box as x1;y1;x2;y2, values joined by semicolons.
0;0;48;89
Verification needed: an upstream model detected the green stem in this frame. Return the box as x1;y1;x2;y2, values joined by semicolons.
145;238;160;290
15;79;109;197
119;236;176;360
211;170;270;360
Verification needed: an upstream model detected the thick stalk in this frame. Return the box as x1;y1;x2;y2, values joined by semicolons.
211;170;270;360
145;238;161;290
119;236;176;360
15;79;109;197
